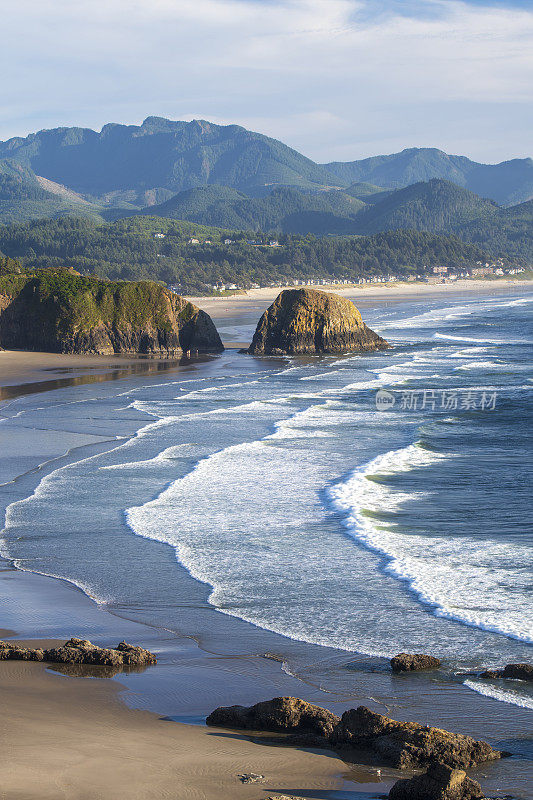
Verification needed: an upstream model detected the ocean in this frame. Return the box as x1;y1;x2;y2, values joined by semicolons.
0;288;532;753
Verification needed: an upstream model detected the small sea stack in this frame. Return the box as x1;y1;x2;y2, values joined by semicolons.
244;288;389;355
391;653;442;672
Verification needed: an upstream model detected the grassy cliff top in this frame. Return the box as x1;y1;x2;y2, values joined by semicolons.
0;263;195;333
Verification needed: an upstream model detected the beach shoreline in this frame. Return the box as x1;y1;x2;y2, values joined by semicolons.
1;284;532;800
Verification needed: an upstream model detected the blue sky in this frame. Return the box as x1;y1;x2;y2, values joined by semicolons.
1;0;532;163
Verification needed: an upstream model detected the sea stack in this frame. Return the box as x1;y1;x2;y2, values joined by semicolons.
245;288;389;355
0;265;223;356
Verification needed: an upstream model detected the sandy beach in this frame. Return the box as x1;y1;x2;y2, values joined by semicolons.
187;278;533;319
1;278;532;800
0;645;347;800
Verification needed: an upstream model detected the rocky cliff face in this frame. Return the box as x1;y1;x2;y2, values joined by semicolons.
246;288;389;355
0;268;223;355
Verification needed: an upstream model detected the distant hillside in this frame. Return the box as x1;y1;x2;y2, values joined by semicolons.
141;185;365;234
323;148;533;206
353;179;498;235
0;117;339;203
455;199;533;261
0;159;103;223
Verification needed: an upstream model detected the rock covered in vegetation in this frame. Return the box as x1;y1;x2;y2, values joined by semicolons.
391;653;442;672
481;663;533;681
0;265;223;355
206;696;339;739
388;763;485;800
207;697;502;770
0;638;157;667
245;288;389;355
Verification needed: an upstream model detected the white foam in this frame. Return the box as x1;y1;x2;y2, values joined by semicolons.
434;333;532;345
464;679;533;710
328;445;533;645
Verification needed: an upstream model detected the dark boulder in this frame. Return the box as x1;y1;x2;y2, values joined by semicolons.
206;698;502;771
388;763;485;800
480;663;533;681
391;653;442;672
332;706;501;769
245;288;389;355
206;696;339;739
0;638;157;668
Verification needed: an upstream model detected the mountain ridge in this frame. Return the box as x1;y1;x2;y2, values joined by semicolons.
0;119;531;209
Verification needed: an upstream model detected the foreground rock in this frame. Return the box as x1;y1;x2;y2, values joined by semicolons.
206;697;502;770
391;653;442;672
206;696;339;739
245;288;389;355
332;706;501;769
388;763;485;800
0;638;157;667
481;663;533;681
0;264;223;355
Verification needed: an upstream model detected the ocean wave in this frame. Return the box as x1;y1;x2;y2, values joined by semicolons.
463;679;533;710
328;444;533;645
433;333;533;345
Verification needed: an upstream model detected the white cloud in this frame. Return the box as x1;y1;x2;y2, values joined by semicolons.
0;0;532;162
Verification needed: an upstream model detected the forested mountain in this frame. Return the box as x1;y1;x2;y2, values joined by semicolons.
455;199;533;261
0;118;531;212
140;185;365;234
0;216;491;293
0;117;338;203
323;148;533;206
352;180;498;235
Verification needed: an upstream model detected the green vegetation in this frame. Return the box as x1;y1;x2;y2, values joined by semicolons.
0;216;492;293
0;261;183;333
456;200;533;262
352;180;498;235
140;185;365;234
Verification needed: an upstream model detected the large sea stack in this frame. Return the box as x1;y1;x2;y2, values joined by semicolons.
245;288;389;355
0;264;223;355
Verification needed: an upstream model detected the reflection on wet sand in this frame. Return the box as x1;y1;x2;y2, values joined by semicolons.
0;355;215;401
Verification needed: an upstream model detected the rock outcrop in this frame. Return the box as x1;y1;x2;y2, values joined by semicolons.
0;266;223;355
388;763;485;800
331;706;501;769
481;663;533;681
0;638;157;667
206;698;502;770
245;288;389;355
391;653;442;672
206;696;339;739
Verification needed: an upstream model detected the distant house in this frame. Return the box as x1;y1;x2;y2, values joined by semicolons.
188;238;200;244
472;267;494;276
153;232;166;239
204;239;212;245
269;240;280;247
433;265;447;274
224;239;234;245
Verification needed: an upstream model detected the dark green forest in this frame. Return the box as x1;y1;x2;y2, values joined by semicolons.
0;216;492;293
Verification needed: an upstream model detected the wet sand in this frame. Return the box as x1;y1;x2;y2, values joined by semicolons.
1;283;532;799
0;653;350;800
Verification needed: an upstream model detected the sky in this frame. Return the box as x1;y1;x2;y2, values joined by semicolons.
1;0;532;164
